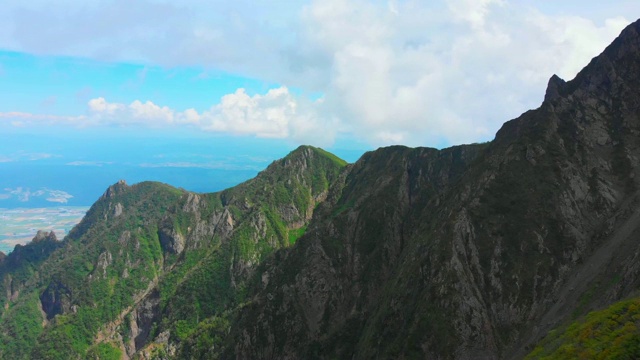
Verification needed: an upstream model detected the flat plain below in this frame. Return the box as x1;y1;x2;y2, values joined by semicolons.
0;206;89;253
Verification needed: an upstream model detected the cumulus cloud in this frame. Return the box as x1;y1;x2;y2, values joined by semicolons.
88;97;124;114
198;87;335;144
85;98;176;127
0;1;637;147
129;100;174;123
80;87;336;145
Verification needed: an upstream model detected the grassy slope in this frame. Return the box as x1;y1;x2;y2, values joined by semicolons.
527;297;640;359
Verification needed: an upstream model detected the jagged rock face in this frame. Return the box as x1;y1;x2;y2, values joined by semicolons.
231;144;495;359
228;19;640;359
132;289;161;351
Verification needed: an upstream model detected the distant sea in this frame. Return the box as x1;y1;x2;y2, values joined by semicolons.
0;162;259;253
0;161;261;208
0;131;369;253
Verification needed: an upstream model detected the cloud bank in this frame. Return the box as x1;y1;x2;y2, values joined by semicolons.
0;0;636;147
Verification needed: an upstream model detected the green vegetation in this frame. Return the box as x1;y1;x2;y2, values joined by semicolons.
87;343;122;360
0;146;348;358
176;313;232;359
527;297;640;359
0;181;185;358
288;225;307;245
0;293;44;359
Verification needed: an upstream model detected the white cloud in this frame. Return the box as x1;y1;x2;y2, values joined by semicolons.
86;98;175;127
201;88;290;137
447;0;505;29
8;86;333;146
88;97;124;114
129;100;174;123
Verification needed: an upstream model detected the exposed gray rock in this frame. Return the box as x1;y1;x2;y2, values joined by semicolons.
101;179;128;200
158;227;186;255
114;202;124;217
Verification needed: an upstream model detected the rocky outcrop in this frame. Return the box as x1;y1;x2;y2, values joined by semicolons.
158;227;186;255
40;281;72;320
543;74;566;102
131;289;162;352
101;179;128;200
32;230;57;242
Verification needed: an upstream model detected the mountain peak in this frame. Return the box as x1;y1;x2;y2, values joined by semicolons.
285;145;348;168
100;179;128;200
543;74;566;102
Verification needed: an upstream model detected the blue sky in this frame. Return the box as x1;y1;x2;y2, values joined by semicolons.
0;1;639;206
0;51;280;116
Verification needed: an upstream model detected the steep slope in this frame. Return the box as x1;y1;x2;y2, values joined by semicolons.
0;230;62;357
224;19;640;359
0;146;346;359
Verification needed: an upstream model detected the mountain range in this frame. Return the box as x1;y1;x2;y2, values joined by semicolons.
3;18;640;360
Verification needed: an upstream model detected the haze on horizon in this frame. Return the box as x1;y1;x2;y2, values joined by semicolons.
0;1;639;206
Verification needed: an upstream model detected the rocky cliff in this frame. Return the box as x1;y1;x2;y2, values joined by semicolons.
224;18;640;359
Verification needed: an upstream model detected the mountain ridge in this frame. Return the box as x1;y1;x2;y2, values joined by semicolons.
2;19;640;360
225;18;640;359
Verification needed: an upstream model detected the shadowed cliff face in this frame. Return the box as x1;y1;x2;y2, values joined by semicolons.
226;19;640;359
